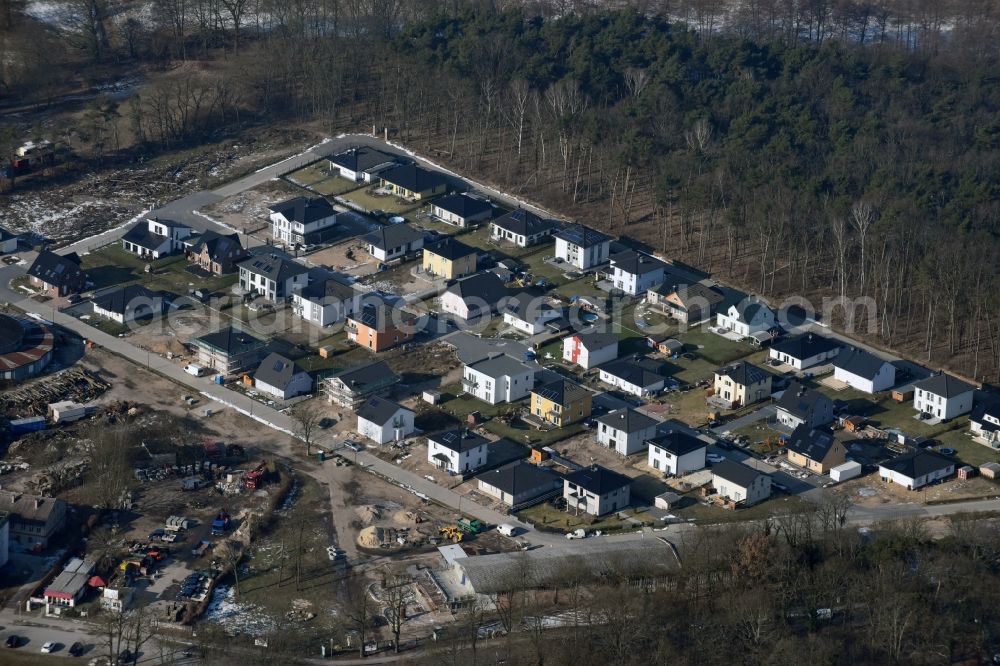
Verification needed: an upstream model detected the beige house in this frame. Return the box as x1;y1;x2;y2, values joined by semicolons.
712;361;772;409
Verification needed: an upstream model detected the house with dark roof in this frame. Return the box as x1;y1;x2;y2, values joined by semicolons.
0;490;66;548
490;209;556;247
878;450;955;490
501;291;563;335
323;360;400;407
269;197;339;246
647;429;707;476
431;193;494;227
712;460;771;506
716;296;777;339
563;465;631;516
462;354;535;405
970;396;1000;447
328;146;402;182
379;164;448;200
346;294;417;352
422;237;478;279
27;251;87;297
427;429;491;474
596;408;660;456
785;425;845;473
356;396;415;444
609;250;667;296
477;461;562;508
361;223;424;262
553;223;611;269
647;282;725;324
776;381;835;429
186;230;246;275
253;352;312;400
598;358;668;397
92;285;172;324
121;217;192;259
832;347;895;394
530;378;592;427
292;277;358;327
769;333;841;371
713;361;773;409
562;330;619;369
192;326;267;374
440;272;508;320
238;254;309;301
913;372;976;421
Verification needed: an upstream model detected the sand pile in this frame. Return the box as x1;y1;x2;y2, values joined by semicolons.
358;526;391;549
356;505;382;523
394;510;418;525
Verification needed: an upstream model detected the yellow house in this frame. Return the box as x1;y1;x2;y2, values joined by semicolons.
379;164;448;200
785;425;846;473
531;378;592;427
422;237;478;279
712;361;772;409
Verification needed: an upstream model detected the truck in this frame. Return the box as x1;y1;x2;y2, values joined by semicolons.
211;510;231;536
192;540;212;557
184;363;209;377
244;461;270;490
9;140;55;174
457;518;484;535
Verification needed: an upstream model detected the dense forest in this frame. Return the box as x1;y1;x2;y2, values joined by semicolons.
0;0;998;380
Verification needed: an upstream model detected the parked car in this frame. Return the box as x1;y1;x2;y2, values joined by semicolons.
148;528;166;541
119;648;133;662
69;641;84;656
5;635;20;648
184;363;209;377
41;641;58;653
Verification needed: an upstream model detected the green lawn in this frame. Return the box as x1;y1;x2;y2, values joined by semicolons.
669;355;718;385
483;420;584;447
676;324;756;365
285;161;333;187
340;187;422;215
931;429;1000;468
310;176;365;197
519;502;656;533
865;395;964;439
518;248;575;286
81;244;237;296
672;492;813;524
551;276;608;304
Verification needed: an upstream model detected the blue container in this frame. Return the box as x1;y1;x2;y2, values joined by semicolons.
215;375;224;385
9;416;46;435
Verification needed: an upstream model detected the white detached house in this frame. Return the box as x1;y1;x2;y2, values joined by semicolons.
595;408;659;456
462;355;535;405
913;373;976;421
553;223;611;270
562;331;619;370
356;397;415;445
716;297;776;338
831;348;896;394
647;430;707;476
609;250;667;296
427;429;490;474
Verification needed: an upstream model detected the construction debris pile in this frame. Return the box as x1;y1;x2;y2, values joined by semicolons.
1;368;110;417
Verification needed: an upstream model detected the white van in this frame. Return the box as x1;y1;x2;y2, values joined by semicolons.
497;524;518;537
184;364;208;377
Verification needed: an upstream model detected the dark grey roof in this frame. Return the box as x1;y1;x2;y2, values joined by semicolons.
971;397;1000;433
253;352;306;389
379;164;447;193
430;429;490;453
476;460;560;496
356;396;410;425
554;223;610;248
533;378;585;405
776;382;831;419
92;285;169;316
880;450;954;479
0;225;17;242
27;251;84;288
433;193;493;219
426;236;477;260
122;222;168;251
715;360;770;386
299;277;355;302
269;197;335;224
194;326;266;356
238;254;309;282
712;459;767;487
468;354;532;379
361;223;423;251
445;272;507;303
571;330;619;351
610;250;667;276
502;291;558;321
333;361;399;389
914;373;976;398
328;146;400;173
599;358;666;388
771;333;840;360
491;209;556;236
653;281;725;305
785;425;837;461
646;429;706;456
730;298;773;324
564;464;630;495
832;348;891;380
190;230;244;262
351;295;416;329
596;408;658;433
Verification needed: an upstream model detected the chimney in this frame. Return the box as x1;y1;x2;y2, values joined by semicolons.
34;498;41;509
384;127;389;142
372;124;377;136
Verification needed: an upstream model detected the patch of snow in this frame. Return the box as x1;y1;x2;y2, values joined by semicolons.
203;586;276;637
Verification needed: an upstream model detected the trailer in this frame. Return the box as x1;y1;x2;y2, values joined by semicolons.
830;461;862;482
10;140;55;173
210;510;231;536
9;416;46;435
